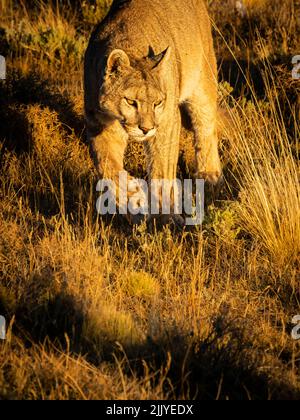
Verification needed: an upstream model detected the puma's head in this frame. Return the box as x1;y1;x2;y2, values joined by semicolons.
99;47;170;141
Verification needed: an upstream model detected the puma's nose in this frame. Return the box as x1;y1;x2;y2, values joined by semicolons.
139;125;154;135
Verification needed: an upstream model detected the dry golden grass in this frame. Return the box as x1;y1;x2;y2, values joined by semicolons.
0;0;299;400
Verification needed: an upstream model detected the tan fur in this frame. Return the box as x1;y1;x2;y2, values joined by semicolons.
84;0;222;221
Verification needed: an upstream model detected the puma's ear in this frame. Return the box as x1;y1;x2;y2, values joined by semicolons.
149;46;171;70
106;49;130;76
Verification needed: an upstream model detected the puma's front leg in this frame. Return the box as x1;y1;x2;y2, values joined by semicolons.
88;120;128;180
144;110;184;227
88;121;133;221
187;92;222;186
88;121;147;224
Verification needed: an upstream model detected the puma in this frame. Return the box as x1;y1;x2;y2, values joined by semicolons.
84;0;222;225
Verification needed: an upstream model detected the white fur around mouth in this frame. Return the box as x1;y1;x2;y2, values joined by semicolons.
128;129;157;141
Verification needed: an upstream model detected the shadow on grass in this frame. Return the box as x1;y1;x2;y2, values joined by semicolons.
123;323;300;400
0;70;85;153
0;71;95;220
1;284;299;400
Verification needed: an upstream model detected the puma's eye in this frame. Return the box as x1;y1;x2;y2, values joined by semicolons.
125;98;138;107
154;100;163;108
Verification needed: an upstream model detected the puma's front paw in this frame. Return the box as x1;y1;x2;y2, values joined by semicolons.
197;155;223;185
198;170;223;185
196;142;222;185
126;178;148;224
